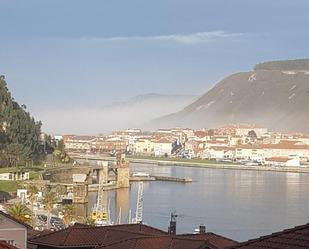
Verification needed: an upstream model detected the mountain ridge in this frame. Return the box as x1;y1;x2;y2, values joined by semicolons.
148;59;309;132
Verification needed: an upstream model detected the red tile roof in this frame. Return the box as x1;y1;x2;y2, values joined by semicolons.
29;223;235;249
28;223;167;248
222;124;265;129
68;135;96;142
99;236;215;249
263;140;309;150
209;146;235;151
236;140;309;150
154;137;175;144
265;157;289;163
0;241;19;249
228;222;309;249
194;131;209;138
178;233;237;249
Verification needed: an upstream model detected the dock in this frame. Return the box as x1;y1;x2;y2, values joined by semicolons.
152;175;192;183
129;175;192;183
129;176;156;181
89;175;191;191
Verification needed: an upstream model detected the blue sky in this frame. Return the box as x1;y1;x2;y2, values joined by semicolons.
1;0;309;132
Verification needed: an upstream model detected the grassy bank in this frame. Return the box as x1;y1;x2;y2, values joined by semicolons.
0;167;41;192
0;166;44;180
125;155;309;174
126;155;226;164
0;181;21;193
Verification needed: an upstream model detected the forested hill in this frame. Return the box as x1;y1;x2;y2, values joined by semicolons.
0;75;42;167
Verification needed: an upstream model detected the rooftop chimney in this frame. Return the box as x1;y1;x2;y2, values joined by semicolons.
168;212;178;235
199;225;206;234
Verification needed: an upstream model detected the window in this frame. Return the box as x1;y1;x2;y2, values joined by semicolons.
7;240;15;245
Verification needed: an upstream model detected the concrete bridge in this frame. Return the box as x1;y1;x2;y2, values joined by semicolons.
42;154;130;204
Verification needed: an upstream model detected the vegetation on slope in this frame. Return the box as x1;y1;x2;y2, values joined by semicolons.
254;59;309;71
0;75;42;167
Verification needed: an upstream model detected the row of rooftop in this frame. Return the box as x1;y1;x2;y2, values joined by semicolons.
56;124;309;166
51;124;309;167
1;209;309;249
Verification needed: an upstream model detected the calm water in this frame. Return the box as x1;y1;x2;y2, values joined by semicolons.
87;162;309;242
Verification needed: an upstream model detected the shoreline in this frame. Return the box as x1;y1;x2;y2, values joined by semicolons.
73;155;309;174
127;158;309;174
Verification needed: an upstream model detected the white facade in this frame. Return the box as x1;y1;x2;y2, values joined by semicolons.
0;172;29;181
154;141;173;156
235;147;264;161
64;136;96;151
0;173;12;181
202;147;234;160
134;139;154;155
265;156;301;167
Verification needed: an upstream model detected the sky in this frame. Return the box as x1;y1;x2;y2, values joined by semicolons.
1;0;309;133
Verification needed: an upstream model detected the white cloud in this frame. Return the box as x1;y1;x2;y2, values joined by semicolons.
89;31;243;45
152;31;242;44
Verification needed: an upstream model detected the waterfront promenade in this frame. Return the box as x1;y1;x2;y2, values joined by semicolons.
130;158;309;173
73;153;309;174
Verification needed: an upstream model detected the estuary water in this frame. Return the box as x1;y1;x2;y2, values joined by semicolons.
88;162;309;242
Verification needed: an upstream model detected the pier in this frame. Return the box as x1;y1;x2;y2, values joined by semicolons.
129;175;192;183
152;175;192;183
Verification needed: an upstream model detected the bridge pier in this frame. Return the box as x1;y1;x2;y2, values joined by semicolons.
97;161;109;185
116;154;129;188
72;174;89;204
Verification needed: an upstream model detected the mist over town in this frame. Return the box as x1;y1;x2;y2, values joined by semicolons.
1;1;309;249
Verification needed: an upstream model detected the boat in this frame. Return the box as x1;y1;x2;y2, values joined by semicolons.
91;201;113;226
132;172;150;177
90;181;113;226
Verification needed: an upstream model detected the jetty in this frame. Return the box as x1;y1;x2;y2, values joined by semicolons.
129;175;192;183
153;175;192;183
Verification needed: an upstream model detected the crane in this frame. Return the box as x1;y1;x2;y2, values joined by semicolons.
132;182;144;224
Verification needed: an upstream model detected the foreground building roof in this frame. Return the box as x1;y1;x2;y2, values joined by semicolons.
99;233;237;249
99;236;214;249
0;210;32;229
28;223;236;249
178;233;237;249
28;223;167;248
0;241;19;249
229;222;309;249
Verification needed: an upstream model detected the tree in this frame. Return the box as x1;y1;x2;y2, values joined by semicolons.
0;76;42;167
208;129;215;137
27;185;38;212
61;204;74;227
84;216;95;226
42;191;57;229
6;203;32;225
248;130;257;141
52;139;70;164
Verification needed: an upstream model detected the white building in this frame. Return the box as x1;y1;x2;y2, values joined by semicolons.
265;156;301;167
133;138;154;155
0;172;29;181
64;135;96;152
235;145;264;161
262;140;309;158
153;137;174;156
201;146;235;160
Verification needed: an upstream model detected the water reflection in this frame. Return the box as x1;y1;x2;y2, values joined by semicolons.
74;203;88;223
84;163;309;242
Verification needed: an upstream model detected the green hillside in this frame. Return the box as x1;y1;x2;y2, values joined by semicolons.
0;75;42;167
